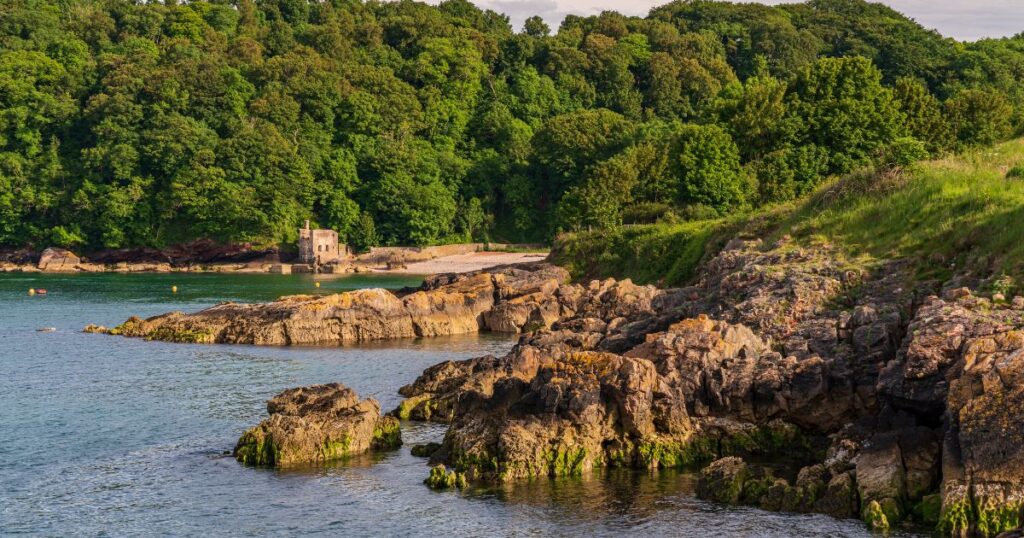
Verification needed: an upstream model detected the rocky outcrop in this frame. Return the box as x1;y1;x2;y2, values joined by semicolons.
100;232;1024;535
234;383;401;467
390;240;1024;536
100;263;572;345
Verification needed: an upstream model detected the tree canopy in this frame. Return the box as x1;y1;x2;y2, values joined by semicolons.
1;0;1022;249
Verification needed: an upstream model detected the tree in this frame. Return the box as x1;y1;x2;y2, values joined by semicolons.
557;151;640;231
787;56;907;173
523;16;549;38
667;124;750;213
893;77;953;154
714;60;790;160
946;89;1014;148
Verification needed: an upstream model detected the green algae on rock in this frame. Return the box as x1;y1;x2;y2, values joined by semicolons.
425;465;467;489
233;383;400;467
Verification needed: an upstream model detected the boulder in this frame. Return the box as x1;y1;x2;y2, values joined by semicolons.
696;457;748;504
234;383;401;467
37;247;80;271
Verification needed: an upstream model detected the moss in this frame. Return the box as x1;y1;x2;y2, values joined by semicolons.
451;450;500;474
913;493;942;525
235;428;280;466
742;476;776;505
425;465;467;489
862;500;891;530
545;447;588;477
639;423;810;470
639;436;719;469
371;417;402;450
319;435;352;461
147;326;213;343
394;394;435;421
108;316;145;336
939;497;974;536
975;499;1023;537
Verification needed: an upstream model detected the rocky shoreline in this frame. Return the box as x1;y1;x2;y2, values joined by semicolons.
90;238;1024;536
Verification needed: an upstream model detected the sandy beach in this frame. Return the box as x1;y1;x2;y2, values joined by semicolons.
385;251;549;274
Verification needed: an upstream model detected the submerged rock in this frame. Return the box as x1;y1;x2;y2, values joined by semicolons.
234;383;401;467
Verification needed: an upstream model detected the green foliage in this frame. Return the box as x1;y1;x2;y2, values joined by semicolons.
787;57;908;174
893;77;953;154
749;145;830;204
348;212;378;254
668;124;750;213
880;137;929;168
946;89;1015;148
557;137;1024;291
0;0;1021;249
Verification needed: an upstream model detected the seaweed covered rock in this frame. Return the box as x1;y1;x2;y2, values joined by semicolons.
696;457;748;504
234;383;401;467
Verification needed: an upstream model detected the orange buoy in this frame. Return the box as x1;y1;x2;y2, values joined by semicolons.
36;289;47;295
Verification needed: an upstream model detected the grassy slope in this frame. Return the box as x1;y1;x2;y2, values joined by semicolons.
551;138;1024;292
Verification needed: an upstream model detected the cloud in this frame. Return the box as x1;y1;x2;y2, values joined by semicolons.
428;0;1024;41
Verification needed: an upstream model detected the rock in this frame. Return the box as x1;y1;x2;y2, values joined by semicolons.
410;442;442;458
814;472;859;519
944;287;973;301
102;264;571;345
37;247;80;271
425;465;467;489
696;457;748;504
234;383;401;467
854;432;906;526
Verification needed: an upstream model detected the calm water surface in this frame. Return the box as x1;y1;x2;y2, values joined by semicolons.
1;273;922;536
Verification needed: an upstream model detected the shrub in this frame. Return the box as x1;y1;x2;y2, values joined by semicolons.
880;137;929;168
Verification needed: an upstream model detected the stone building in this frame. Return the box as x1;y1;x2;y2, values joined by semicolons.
298;220;346;265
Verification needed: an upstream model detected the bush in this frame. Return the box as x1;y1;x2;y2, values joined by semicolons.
750;145;830;204
622;202;673;225
1007;166;1024;180
880;137;929;168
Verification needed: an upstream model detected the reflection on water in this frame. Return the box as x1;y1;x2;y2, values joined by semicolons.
0;273;924;536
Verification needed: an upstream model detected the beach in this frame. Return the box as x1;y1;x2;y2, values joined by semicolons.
384;251;549;274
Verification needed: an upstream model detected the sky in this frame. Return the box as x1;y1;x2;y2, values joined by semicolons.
432;0;1024;42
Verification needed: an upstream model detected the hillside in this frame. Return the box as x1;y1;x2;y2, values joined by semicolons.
552;137;1024;295
2;0;1023;252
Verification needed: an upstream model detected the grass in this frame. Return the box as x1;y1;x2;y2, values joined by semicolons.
552;138;1024;290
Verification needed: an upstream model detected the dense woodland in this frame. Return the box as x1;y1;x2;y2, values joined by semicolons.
2;0;1023;251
